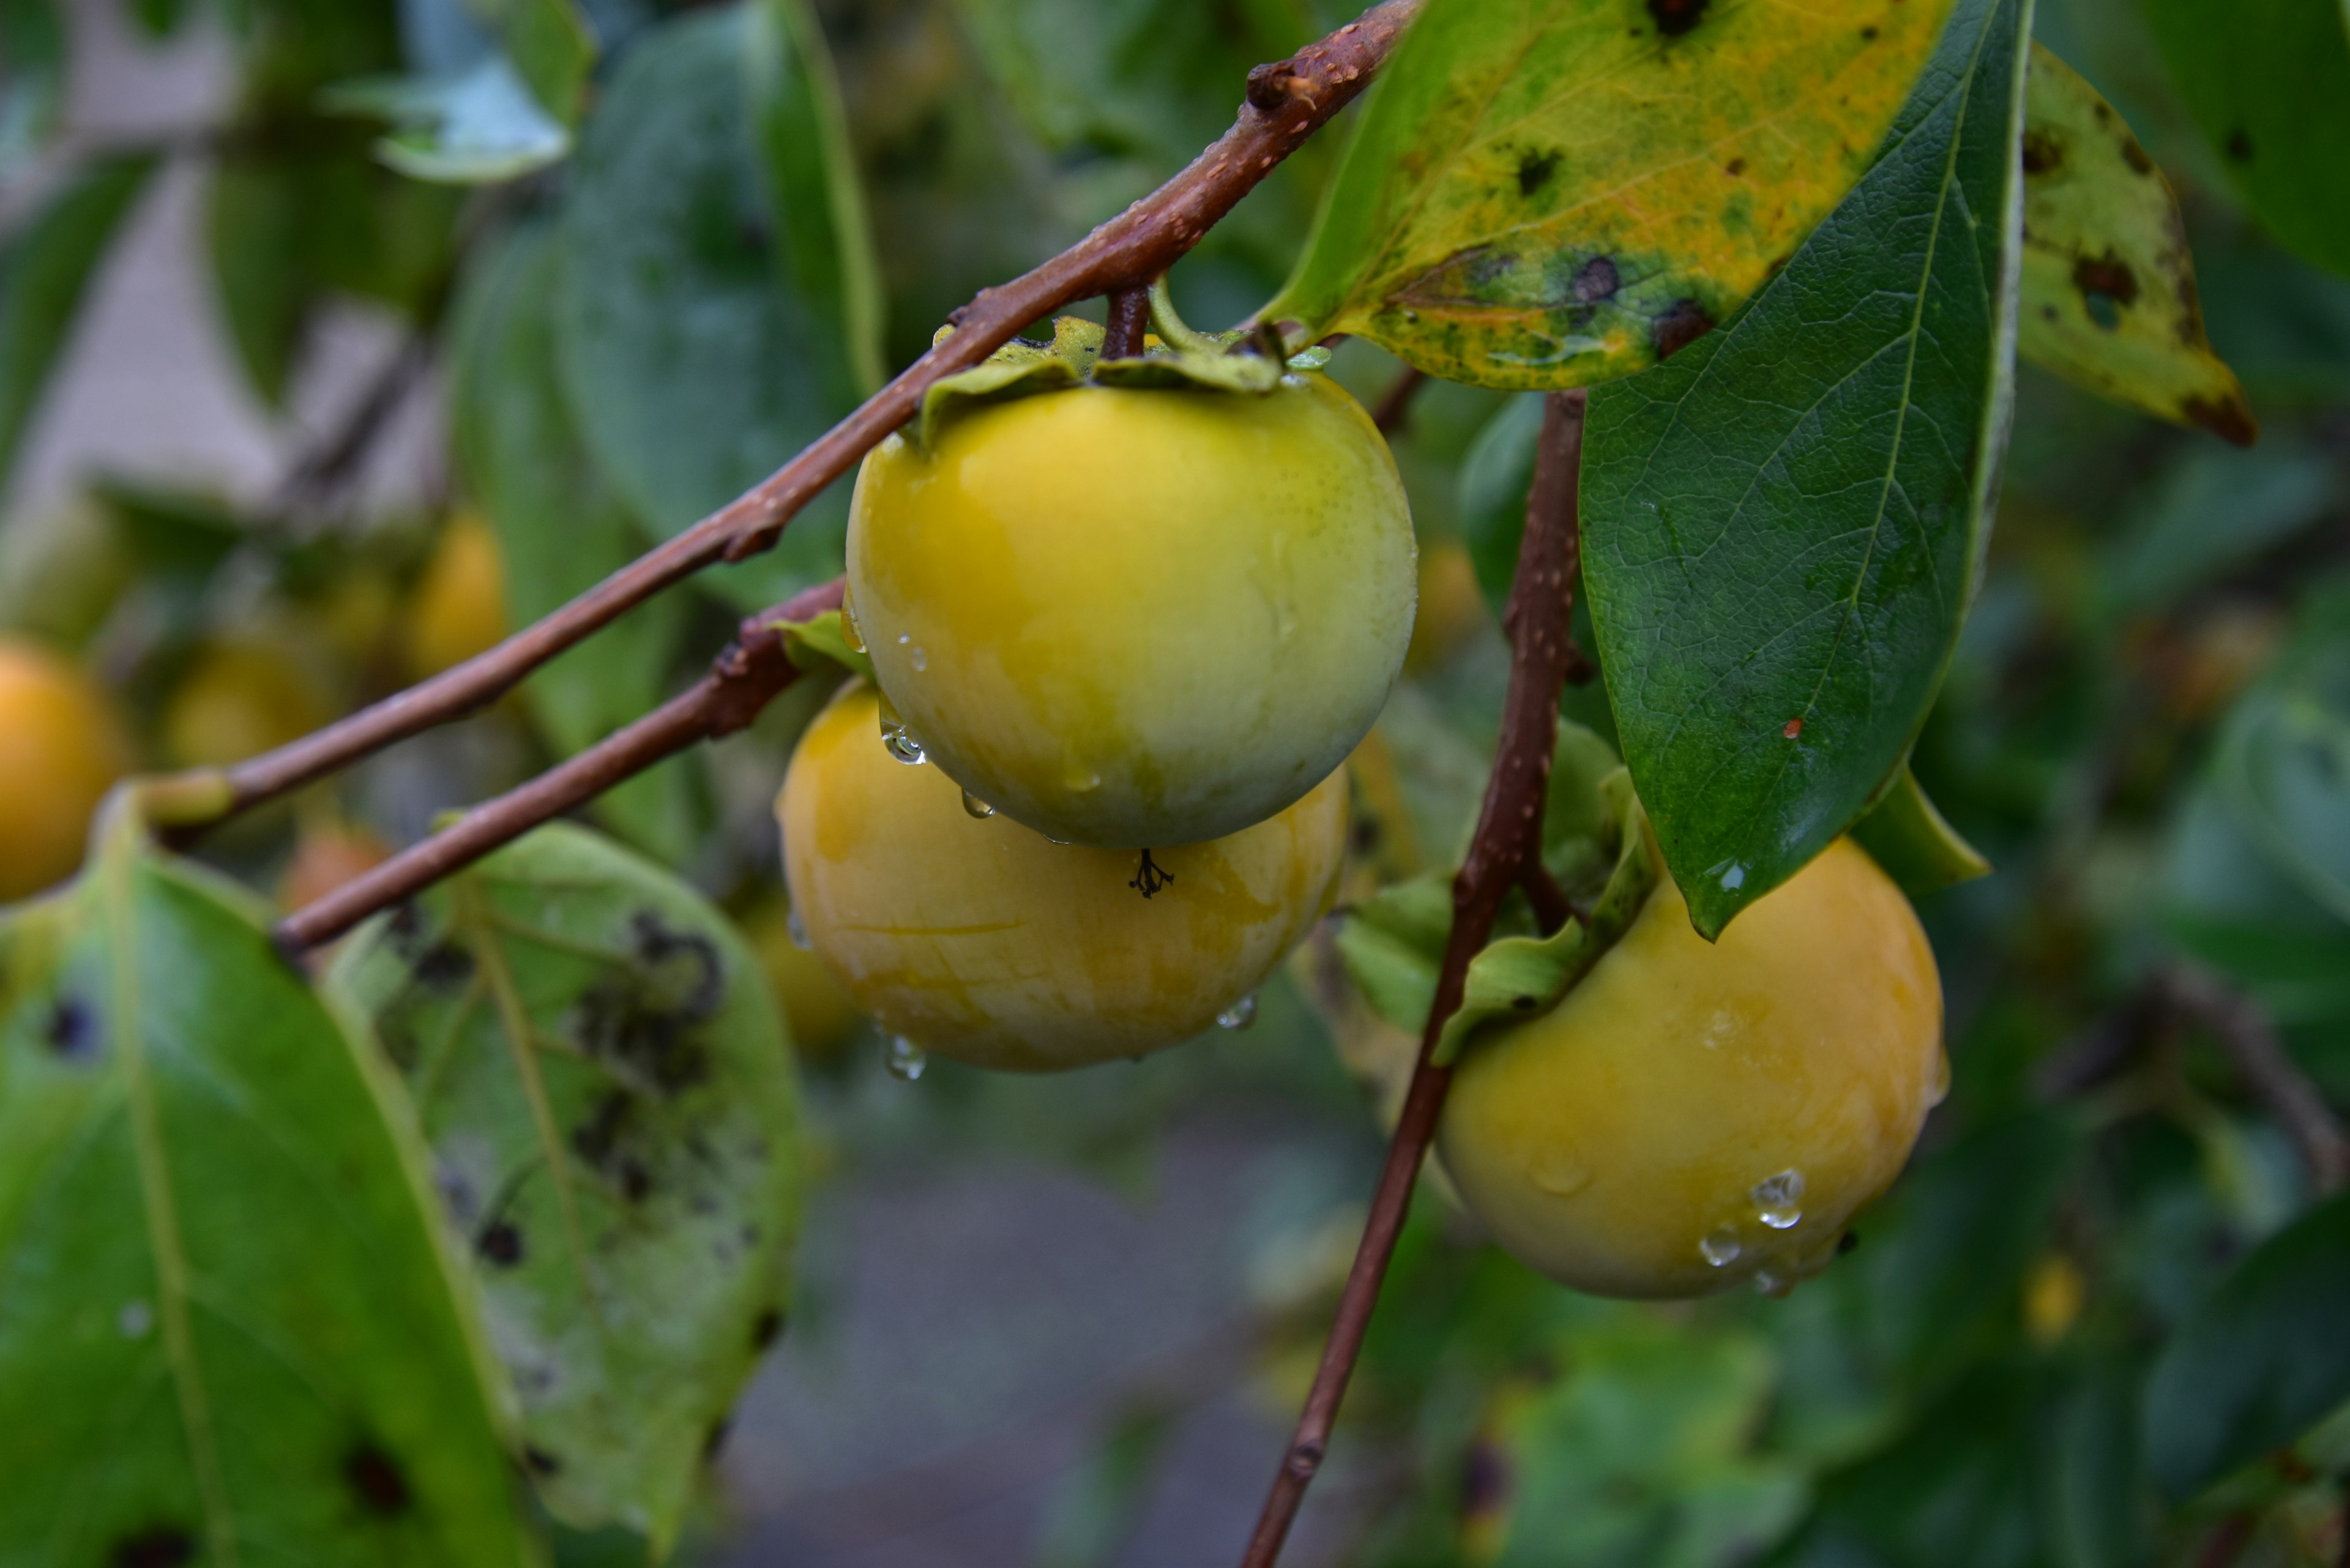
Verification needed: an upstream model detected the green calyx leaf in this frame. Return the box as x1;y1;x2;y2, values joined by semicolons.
768;606;873;681
1851;766;1991;897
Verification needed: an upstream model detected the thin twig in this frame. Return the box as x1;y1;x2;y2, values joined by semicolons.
274;578;844;951
1368;365;1427;433
200;0;1426;823
2162;965;2350;1195
1237;390;1587;1568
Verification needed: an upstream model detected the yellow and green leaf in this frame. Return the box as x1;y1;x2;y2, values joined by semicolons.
1264;0;1958;390
2017;45;2256;445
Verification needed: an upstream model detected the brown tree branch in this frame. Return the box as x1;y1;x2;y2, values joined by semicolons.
274;578;845;952
1237;390;1587;1568
200;0;1426;824
1368;365;1427;434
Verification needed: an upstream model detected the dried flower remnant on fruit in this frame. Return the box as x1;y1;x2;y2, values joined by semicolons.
1130;849;1175;898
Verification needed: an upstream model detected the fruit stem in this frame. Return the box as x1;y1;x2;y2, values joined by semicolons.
1104;284;1153;358
1237;390;1590;1568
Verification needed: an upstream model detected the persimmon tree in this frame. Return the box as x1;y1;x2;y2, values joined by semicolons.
2;0;2348;1564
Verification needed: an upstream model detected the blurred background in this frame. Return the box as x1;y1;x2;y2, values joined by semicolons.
2;1;2347;1564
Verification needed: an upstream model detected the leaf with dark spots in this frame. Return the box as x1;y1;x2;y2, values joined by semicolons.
0;819;529;1561
2016;44;2255;442
1583;0;2033;938
327;821;804;1553
412;942;475;990
752;1307;784;1350
1266;0;1959;389
1649;299;1713;360
524;1446;562;1476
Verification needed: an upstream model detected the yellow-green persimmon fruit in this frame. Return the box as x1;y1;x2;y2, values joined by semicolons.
1438;838;1945;1300
846;373;1416;848
778;684;1348;1070
0;637;131;902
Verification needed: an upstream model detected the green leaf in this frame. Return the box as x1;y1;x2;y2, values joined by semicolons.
1850;767;1991;897
2217;585;2350;924
767;607;872;683
2163;781;2350;1030
2016;44;2255;444
2098;443;2332;618
2140;0;2350;281
1581;0;2033;939
1333;871;1452;1037
0;155;157;497
1264;0;1961;390
330;55;573;184
0;805;533;1566
2143;1189;2350;1498
1457;391;1546;615
451;223;697;865
748;0;884;400
556;6;858;608
0;0;64;179
327;822;804;1552
463;0;595;126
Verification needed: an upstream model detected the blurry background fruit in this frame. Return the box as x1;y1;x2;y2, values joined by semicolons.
162;640;334;768
0;637;132;902
403;510;509;679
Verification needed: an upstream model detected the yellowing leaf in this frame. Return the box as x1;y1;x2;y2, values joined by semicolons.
1265;0;1958;390
2017;45;2256;445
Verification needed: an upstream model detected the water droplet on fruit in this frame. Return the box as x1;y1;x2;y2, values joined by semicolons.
1927;1048;1952;1107
1217;995;1258;1030
885;1036;927;1081
1753;1269;1794;1298
1065;768;1102;793
877;696;927;764
1699;1228;1742;1267
961;789;996;819
786;908;811;950
897;632;911;645
840;595;867;652
911;646;928;671
118;1300;153;1338
1752;1169;1805;1229
1532;1144;1591;1196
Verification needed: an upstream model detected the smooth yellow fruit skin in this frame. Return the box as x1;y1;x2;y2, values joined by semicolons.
406;511;510;679
1438;838;1944;1300
779;685;1348;1070
847;374;1416;848
163;642;332;768
0;638;131;902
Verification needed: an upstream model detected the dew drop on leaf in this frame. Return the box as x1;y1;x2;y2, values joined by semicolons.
1217;994;1258;1030
885;1036;928;1081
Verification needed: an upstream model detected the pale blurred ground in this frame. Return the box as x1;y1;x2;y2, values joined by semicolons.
8;6;1379;1564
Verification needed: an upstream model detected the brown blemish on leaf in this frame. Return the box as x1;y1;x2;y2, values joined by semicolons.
1516;149;1561;197
345;1443;412;1516
111;1529;195;1568
1573;256;1621;303
2021;128;2064;176
2183;394;2259;448
478;1219;524;1266
1652;299;1715;360
2121;139;2153;175
1725;157;1747;177
412;942;475;990
523;1445;562;1476
2226;129;2253;162
1646;0;1709;37
571;911;722;1092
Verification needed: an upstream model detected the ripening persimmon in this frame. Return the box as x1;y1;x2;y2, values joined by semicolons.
0;637;132;903
778;684;1346;1071
405;510;510;679
1438;838;1946;1300
846;370;1416;849
162;641;333;769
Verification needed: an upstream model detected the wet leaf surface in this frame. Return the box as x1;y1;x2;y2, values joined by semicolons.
0;807;531;1566
1581;0;2032;938
328;823;802;1552
1267;0;1958;390
2016;44;2254;444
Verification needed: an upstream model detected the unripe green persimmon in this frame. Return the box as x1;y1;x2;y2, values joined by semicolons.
846;373;1416;848
0;638;131;902
778;685;1347;1071
1438;838;1945;1300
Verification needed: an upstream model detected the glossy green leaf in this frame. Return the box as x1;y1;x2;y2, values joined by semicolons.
768;607;872;683
748;0;884;400
464;0;595;125
1850;767;1991;897
451;223;697;864
2163;782;2350;1030
556;6;858;608
2143;1189;2350;1497
0;0;64;179
0;807;533;1566
331;56;573;184
1265;0;1960;390
0;156;156;498
1581;0;2033;938
2016;44;2255;443
2140;0;2350;280
327;823;803;1551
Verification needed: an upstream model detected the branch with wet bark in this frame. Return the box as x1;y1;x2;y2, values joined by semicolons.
274;578;845;952
1238;390;1588;1568
190;0;1426;826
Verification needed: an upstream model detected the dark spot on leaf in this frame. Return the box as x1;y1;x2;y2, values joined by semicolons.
1510;995;1539;1010
346;1444;411;1516
414;943;474;990
1724;157;1745;177
2121;139;2152;175
112;1529;195;1568
1516;149;1561;197
45;996;98;1062
1646;0;1707;35
1783;717;1804;739
524;1445;562;1476
478;1220;524;1266
2226;129;2253;162
1838;1230;1860;1255
2021;129;2063;176
573;1089;636;1179
1651;299;1715;360
1860;24;1878;40
2072;249;2136;331
1461;1437;1510;1521
572;913;722;1092
1572;255;1620;304
2184;394;2258;448
703;1416;734;1461
752;1307;785;1350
